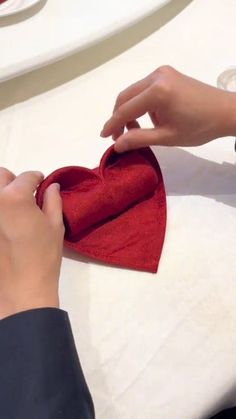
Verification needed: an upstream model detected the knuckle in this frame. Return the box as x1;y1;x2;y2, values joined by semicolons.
0;167;10;176
116;92;124;106
151;80;161;95
151;78;171;103
158;78;171;96
21;170;43;182
152;65;175;91
156;65;174;76
115;106;125;122
28;170;41;180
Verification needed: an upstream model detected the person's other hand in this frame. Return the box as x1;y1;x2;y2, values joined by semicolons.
0;169;64;319
101;66;236;152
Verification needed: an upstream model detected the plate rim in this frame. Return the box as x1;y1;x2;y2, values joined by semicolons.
0;0;171;82
0;0;41;17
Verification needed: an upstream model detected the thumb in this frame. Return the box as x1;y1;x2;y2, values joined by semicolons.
114;127;171;153
42;183;64;230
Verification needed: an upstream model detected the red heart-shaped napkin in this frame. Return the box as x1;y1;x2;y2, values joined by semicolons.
36;146;166;273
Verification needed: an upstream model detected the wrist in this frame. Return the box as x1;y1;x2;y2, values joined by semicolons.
0;293;59;320
219;91;236;137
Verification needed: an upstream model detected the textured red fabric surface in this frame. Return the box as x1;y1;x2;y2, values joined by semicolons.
36;146;166;273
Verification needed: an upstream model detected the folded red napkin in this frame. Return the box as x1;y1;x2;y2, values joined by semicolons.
36;146;166;273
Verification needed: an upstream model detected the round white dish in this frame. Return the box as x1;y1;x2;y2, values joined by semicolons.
0;0;171;82
0;0;41;17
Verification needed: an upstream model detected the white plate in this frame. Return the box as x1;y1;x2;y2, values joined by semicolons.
0;0;41;17
0;0;171;82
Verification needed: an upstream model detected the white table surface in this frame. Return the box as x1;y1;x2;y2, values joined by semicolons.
0;0;236;418
0;0;170;81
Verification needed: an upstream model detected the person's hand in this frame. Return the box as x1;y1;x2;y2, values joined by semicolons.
0;168;64;319
101;66;236;152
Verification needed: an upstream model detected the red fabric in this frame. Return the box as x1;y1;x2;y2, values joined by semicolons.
36;146;167;273
0;0;8;4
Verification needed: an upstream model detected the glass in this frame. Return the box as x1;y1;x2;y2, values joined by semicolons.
217;67;236;151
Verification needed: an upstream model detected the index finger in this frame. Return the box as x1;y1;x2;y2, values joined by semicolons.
8;171;44;196
113;76;152;114
101;86;157;138
110;78;151;140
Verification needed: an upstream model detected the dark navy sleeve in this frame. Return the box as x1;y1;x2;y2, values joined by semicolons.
0;308;95;419
209;408;236;418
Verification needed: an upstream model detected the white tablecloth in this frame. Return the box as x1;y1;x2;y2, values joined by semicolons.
0;1;236;418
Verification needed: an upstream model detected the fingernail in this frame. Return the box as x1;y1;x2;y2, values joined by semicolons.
100;124;108;137
101;119;112;136
54;183;60;191
114;141;127;153
35;171;44;178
